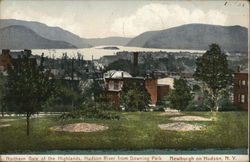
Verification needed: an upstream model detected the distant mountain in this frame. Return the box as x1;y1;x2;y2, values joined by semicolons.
126;31;158;47
0;25;76;49
86;37;132;46
0;19;91;48
127;24;248;52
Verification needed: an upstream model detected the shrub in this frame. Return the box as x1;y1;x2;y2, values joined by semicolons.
218;98;241;111
185;105;210;111
168;78;192;111
153;106;165;112
121;84;151;112
58;103;120;120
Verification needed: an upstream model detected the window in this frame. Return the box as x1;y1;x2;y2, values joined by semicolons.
241;94;245;103
238;80;241;87
114;81;119;90
242;80;246;86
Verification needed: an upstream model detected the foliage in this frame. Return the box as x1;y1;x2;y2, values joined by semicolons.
139;54;186;75
58;102;120;120
52;81;83;109
3;54;56;135
217;88;241;111
121;82;151;112
153;106;166;112
168;78;192;111
194;44;233;111
192;84;201;92
156;95;170;109
185;90;211;111
106;59;133;74
0;75;7;116
217;98;241;111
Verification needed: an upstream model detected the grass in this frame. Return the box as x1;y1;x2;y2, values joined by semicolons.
0;111;248;153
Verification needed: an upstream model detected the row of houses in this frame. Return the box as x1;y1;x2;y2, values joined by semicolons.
0;49;248;111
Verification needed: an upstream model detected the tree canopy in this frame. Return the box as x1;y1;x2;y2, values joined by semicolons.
168;78;192;111
193;44;233;111
4;54;56;135
121;82;151;111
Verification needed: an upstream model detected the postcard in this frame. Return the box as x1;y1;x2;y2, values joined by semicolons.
0;0;249;161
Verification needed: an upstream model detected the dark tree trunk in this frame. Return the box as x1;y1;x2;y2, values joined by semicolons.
26;113;30;136
1;108;4;117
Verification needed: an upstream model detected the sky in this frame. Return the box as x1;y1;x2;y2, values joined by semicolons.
0;0;249;38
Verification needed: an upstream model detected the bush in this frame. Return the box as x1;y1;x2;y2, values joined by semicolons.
121;85;151;112
185;105;210;111
218;98;241;111
58;102;120;120
153;106;165;112
168;78;192;111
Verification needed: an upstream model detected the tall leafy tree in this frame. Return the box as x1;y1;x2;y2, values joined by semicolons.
4;54;56;136
168;78;192;111
121;83;151;111
193;44;233;111
0;73;7;117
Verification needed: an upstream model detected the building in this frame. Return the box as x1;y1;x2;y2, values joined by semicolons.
0;49;12;74
233;69;248;111
0;49;36;75
105;71;158;107
104;70;172;110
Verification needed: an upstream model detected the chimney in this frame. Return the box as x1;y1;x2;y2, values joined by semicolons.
236;66;240;73
121;72;124;78
2;49;10;55
132;52;139;76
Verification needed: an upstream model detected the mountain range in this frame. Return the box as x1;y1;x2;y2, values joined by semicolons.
0;25;76;49
0;19;91;48
127;24;248;53
0;19;248;52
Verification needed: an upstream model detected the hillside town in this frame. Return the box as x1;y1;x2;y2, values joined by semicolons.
0;48;248;111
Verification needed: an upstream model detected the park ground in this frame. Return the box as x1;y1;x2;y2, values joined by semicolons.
0;111;248;153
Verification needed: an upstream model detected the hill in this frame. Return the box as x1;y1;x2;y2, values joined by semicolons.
0;25;76;49
0;19;91;48
127;24;248;52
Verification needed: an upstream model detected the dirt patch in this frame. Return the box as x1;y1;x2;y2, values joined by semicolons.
0;119;16;122
159;122;203;131
160;112;182;116
0;124;11;128
169;116;212;121
50;123;109;132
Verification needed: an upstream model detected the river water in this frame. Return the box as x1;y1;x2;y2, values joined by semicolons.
30;46;205;60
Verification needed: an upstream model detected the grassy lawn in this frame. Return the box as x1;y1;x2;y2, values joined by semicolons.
0;111;248;153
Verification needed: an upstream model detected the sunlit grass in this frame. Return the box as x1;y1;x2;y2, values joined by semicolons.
0;111;248;152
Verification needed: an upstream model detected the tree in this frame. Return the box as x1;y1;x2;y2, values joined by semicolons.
193;44;233;111
121;83;151;111
0;73;7;117
168;78;192;111
4;54;56;136
106;59;133;74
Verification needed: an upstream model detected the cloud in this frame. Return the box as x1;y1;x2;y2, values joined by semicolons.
111;4;228;37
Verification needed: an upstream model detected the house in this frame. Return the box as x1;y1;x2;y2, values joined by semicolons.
233;69;248;111
104;71;158;108
0;49;36;75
